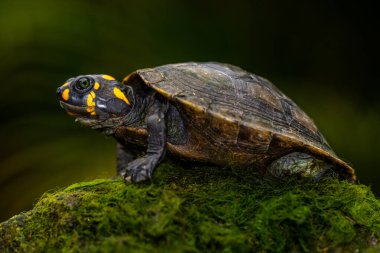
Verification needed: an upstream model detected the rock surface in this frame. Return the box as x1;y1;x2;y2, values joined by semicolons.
1;162;380;252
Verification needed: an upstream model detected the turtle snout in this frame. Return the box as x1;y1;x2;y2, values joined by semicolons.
57;86;70;102
56;87;62;97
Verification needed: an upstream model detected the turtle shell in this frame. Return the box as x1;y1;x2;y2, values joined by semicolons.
123;62;355;180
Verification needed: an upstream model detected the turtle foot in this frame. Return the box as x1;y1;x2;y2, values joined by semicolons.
267;152;333;180
122;155;159;183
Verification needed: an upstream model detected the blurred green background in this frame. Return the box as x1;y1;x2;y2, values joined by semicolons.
0;0;378;221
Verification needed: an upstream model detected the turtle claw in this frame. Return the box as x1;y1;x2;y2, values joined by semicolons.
122;155;158;183
132;170;152;183
119;170;134;183
124;175;132;182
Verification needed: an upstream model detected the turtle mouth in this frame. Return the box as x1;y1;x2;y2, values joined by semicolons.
59;101;89;116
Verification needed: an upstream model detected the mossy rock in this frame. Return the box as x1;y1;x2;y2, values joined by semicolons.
1;162;380;252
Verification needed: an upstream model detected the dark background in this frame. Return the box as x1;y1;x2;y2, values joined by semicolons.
0;0;378;221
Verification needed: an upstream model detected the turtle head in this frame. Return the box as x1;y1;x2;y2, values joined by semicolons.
57;74;133;122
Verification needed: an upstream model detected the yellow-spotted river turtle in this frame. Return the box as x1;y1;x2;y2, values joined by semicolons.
57;62;355;182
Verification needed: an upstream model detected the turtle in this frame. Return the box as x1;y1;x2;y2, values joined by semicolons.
56;62;356;183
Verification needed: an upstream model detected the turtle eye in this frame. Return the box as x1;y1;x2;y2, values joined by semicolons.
74;77;93;92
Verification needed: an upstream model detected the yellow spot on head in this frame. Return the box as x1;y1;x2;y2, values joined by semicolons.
86;91;96;112
102;75;116;81
94;82;100;90
90;111;96;116
113;87;131;105
62;89;70;101
61;82;69;88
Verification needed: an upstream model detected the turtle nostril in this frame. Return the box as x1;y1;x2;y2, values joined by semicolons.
56;87;62;95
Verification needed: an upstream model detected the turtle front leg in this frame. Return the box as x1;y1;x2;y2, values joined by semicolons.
124;102;167;183
116;143;136;176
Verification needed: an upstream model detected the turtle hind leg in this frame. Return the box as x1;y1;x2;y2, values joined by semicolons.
267;152;334;180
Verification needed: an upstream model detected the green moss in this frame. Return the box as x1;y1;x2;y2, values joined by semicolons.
1;162;380;252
